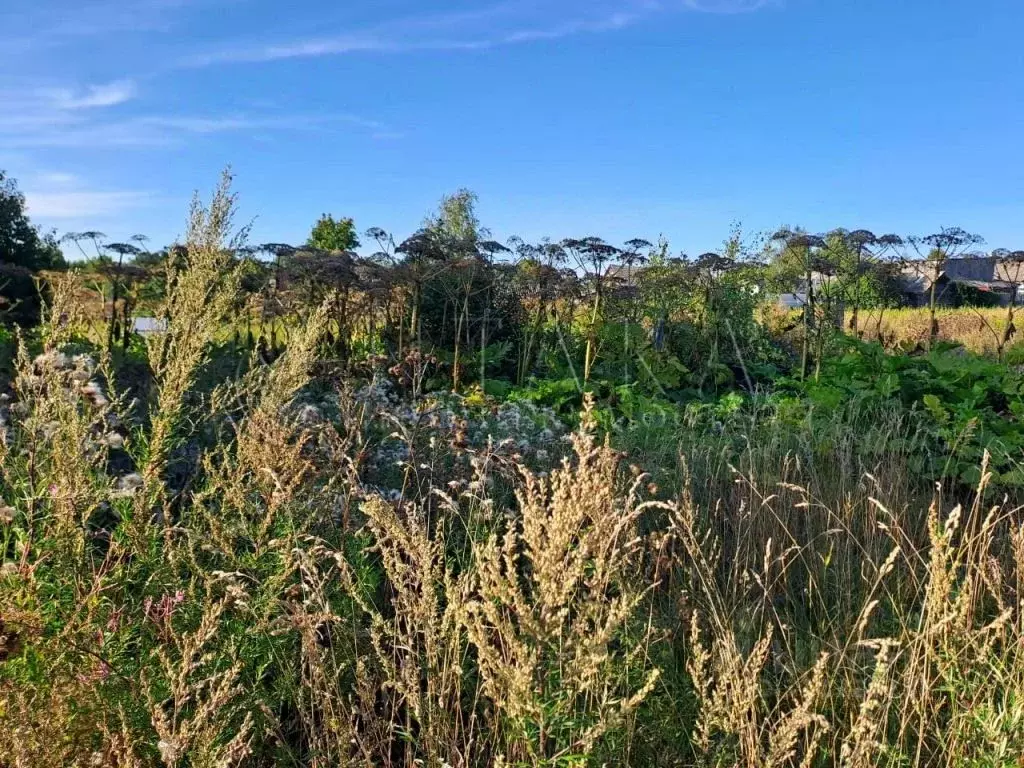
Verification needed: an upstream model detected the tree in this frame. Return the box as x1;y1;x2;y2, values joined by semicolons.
426;188;483;242
863;234;907;343
390;190;491;365
771;229;832;380
829;229;878;336
396;228;449;353
0;171;64;271
562;237;621;382
307;214;360;252
907;227;985;347
509;238;565;384
103;241;143;351
0;171;65;324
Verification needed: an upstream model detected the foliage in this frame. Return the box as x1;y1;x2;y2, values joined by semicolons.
307;213;360;252
789;337;1024;489
0;171;65;272
0;172;65;325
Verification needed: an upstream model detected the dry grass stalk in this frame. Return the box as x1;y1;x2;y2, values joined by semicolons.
461;399;661;763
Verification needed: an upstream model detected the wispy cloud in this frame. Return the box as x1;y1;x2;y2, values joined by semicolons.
45;79;138;109
18;171;151;219
500;10;643;44
35;171;80;185
0;104;391;149
0;0;214;55
25;189;148;219
680;0;777;12
182;0;776;68
0;69;391;149
186;35;394;66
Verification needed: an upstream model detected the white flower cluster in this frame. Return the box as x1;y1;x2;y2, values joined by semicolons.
19;350;141;496
361;390;568;480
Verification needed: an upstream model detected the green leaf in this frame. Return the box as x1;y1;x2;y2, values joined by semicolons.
923;393;948;424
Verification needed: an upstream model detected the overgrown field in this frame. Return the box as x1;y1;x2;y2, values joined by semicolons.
3;179;1024;766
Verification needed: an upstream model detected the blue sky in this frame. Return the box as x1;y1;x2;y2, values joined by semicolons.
2;0;1023;257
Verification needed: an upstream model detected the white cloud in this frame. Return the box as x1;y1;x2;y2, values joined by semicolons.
46;79;138;110
681;0;776;12
11;168;152;221
25;190;148;219
138;113;386;133
0;109;391;149
182;0;777;67
0;73;389;148
501;11;642;44
0;0;213;54
36;171;79;185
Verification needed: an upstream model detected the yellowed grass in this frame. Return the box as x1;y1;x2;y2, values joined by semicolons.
855;307;1022;355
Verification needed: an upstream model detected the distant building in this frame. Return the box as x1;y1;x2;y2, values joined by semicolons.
777;293;809;310
603;264;647;284
133;317;167;336
774;290;844;328
601;263;648;300
899;257;1019;307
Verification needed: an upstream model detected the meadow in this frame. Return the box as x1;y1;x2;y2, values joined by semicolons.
3;177;1024;766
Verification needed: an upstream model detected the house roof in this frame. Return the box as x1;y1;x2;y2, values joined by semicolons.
604;264;646;284
952;279;1016;293
943;257;998;281
898;257;1024;294
900;274;930;294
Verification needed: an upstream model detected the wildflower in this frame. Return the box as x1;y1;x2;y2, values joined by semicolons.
157;739;181;764
0;506;14;525
81;380;110;408
113;473;144;498
33;351;70;370
297;403;322;426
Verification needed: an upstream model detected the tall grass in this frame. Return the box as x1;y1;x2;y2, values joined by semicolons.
858;306;1024;357
2;182;1024;766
